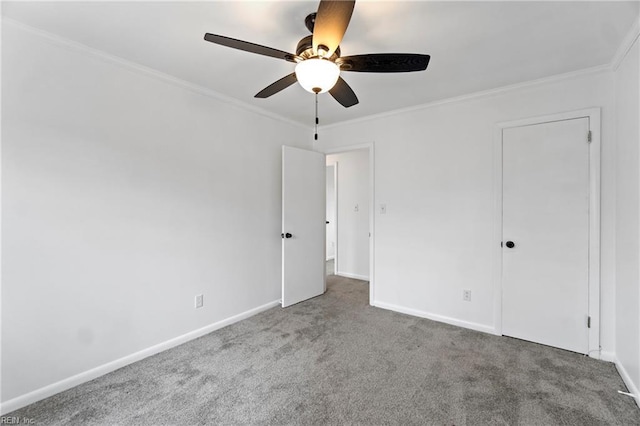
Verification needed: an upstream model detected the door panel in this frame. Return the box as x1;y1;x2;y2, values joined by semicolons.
282;146;325;307
502;118;590;353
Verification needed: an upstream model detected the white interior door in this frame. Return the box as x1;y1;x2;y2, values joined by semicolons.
282;146;326;307
326;163;337;261
502;117;590;354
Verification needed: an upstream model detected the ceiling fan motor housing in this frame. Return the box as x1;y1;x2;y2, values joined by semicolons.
296;35;340;61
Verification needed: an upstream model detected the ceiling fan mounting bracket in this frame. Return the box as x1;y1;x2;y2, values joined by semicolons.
304;13;316;33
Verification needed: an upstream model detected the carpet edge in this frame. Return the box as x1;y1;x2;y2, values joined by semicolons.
614;355;640;409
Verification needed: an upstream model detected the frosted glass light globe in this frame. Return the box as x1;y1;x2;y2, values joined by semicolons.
295;58;340;94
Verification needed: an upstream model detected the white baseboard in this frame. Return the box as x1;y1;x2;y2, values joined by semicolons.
613;356;640;409
372;300;495;335
336;271;369;281
0;299;280;415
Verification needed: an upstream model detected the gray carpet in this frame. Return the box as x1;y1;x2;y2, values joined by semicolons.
7;276;640;425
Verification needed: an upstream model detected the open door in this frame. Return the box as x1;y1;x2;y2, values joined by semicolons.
282;146;326;307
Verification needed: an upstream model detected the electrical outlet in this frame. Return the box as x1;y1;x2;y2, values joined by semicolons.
354;204;359;212
380;204;387;214
195;294;204;308
463;290;471;302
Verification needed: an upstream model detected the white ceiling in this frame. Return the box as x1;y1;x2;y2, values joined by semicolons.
3;1;639;126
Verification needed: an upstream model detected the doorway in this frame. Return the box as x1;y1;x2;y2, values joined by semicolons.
324;144;375;304
494;108;601;356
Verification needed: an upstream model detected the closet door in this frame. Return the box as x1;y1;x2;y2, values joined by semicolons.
502;118;590;353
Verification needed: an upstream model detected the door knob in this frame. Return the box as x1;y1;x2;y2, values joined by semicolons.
281;233;292;239
505;241;515;248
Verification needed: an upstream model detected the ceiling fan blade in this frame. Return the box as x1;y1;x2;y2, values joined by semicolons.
255;73;298;98
204;33;297;63
339;54;430;73
312;0;355;57
329;76;358;108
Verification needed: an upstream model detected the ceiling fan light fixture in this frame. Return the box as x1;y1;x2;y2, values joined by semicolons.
295;58;340;94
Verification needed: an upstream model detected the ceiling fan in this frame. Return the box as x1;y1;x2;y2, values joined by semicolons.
204;0;430;108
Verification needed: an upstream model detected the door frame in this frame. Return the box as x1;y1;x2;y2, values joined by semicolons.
326;161;338;277
492;108;601;357
322;142;375;305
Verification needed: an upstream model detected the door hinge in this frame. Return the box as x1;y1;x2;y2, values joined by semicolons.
587;316;591;328
587;131;592;143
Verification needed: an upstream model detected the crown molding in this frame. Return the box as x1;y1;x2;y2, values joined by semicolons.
4;12;635;132
611;16;640;72
2;17;310;130
321;64;610;130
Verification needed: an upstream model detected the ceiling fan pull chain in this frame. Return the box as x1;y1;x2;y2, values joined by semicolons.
314;92;319;141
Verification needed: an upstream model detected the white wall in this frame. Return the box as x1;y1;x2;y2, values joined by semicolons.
326;150;369;280
1;21;308;406
326;165;336;260
316;70;617;345
614;35;640;402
